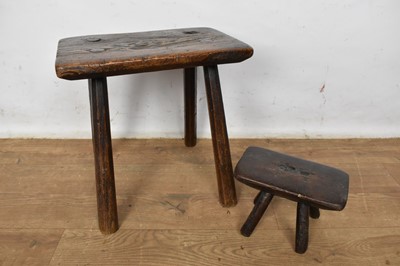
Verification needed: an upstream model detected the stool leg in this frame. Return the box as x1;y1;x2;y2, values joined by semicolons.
184;68;197;147
254;191;263;205
89;77;119;234
203;65;237;207
295;202;309;254
241;191;274;237
310;206;320;219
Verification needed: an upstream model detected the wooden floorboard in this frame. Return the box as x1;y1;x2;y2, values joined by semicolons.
49;228;400;266
0;229;63;266
0;139;399;265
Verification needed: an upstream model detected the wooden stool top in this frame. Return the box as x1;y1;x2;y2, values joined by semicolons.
234;147;349;211
55;27;253;80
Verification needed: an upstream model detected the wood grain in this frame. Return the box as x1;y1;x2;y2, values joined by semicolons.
0;139;399;264
50;228;400;265
184;67;197;147
272;192;400;230
240;192;274;237
234;146;349;210
55;27;253;80
89;77;119;234
204;65;237;207
0;229;63;266
0;193;274;230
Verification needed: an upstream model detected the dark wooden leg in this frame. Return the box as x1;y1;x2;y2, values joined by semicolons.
254;191;263;204
89;77;119;234
295;202;309;254
203;65;237;207
184;68;197;147
310;206;320;219
240;191;274;237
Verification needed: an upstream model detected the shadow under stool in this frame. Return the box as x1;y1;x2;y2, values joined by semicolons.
55;27;253;234
234;146;349;253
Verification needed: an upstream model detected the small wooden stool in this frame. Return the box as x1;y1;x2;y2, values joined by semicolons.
55;28;253;234
234;146;349;254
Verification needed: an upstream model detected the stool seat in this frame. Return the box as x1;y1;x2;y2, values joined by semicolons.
56;27;253;234
234;146;349;253
235;146;349;211
55;27;253;80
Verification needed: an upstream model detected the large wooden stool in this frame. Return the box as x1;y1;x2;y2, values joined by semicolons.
234;146;349;253
55;28;253;234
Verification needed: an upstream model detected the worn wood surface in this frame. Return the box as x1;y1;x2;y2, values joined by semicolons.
184;68;197;147
55;27;253;80
295;202;310;254
234;146;349;210
49;228;400;265
0;229;63;266
89;77;119;234
0;139;399;265
240;191;273;237
204;65;237;207
310;206;320;219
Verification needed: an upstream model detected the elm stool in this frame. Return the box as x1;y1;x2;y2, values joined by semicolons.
234;146;349;254
55;28;253;234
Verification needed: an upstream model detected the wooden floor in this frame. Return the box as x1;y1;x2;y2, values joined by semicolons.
0;139;399;265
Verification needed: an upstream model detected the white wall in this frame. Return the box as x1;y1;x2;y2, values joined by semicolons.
1;0;399;138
